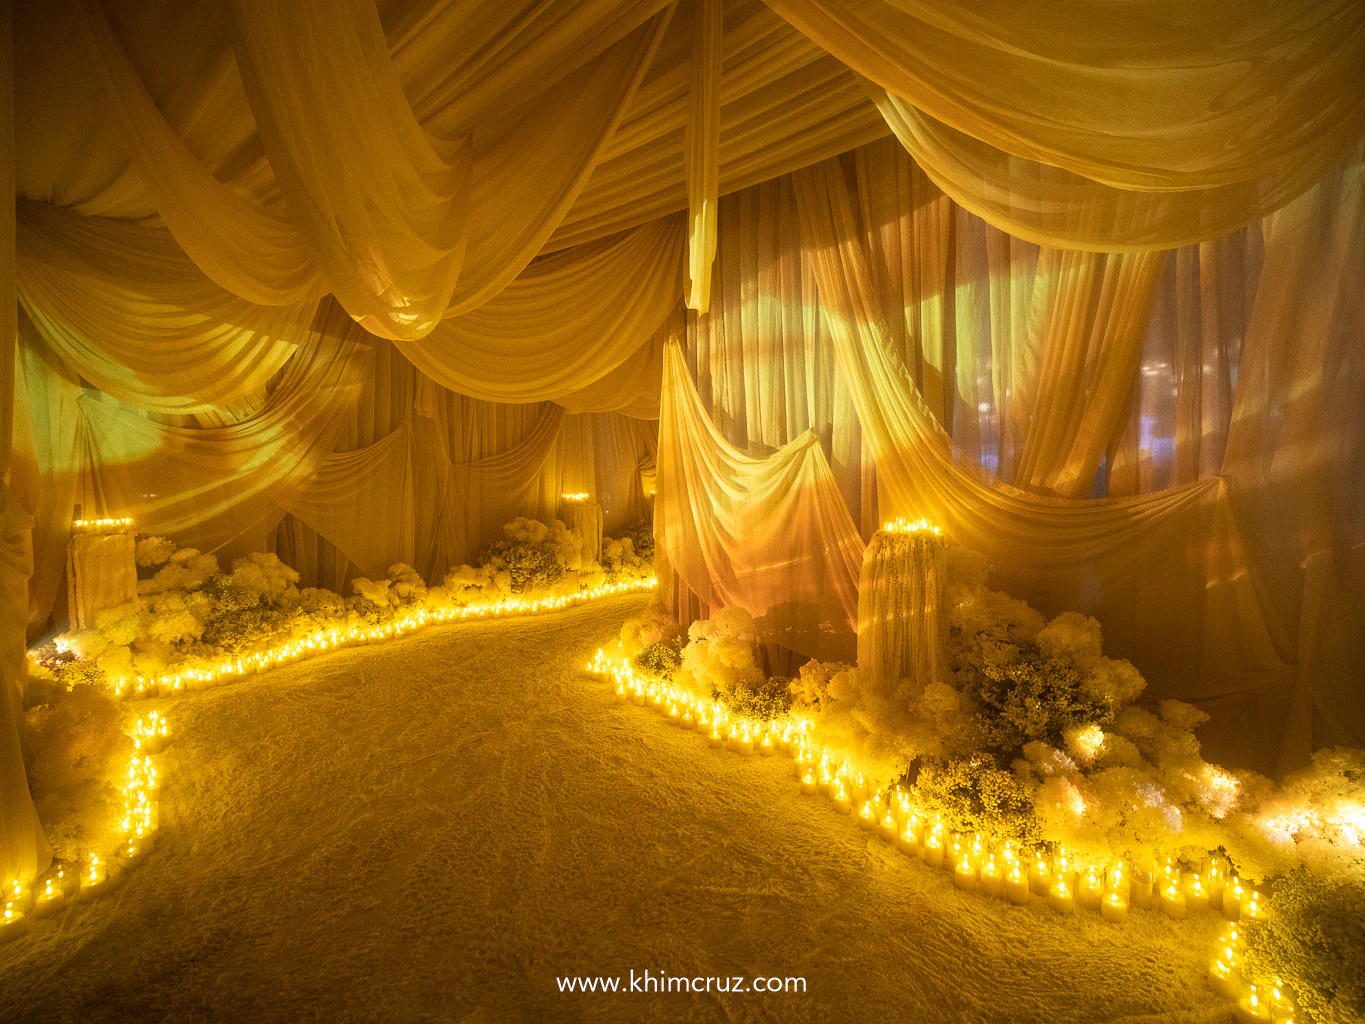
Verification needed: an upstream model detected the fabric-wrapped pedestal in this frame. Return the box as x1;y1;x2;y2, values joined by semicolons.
856;527;948;688
66;528;138;630
560;498;603;566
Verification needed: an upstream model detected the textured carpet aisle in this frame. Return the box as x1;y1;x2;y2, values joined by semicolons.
0;594;1232;1024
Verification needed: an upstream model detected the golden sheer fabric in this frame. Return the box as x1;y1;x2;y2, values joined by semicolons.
789;154;1365;769
16;201;315;414
398;215;684;404
657;342;863;660
72;0;672;336
763;0;1365;191
1;0;51;886
683;0;721;311
867;85;1332;253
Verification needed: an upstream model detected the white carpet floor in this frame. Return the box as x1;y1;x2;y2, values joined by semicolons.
0;594;1234;1024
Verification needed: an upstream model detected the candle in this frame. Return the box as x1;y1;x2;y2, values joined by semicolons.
1005;863;1030;905
968;834;986;869
1028;853;1052;896
630;684;647;706
32;876;67;919
852;773;869;804
980;856;1004;897
857;801;879;831
1236;984;1273;1024
1106;862;1131;903
799;769;819;795
921;830;945;868
776;723;792;753
1241;888;1264;922
896;822;919;855
1078;869;1104;911
707;723;724;747
1224;878;1245;921
1184;873;1210;913
1158;879;1187;919
1100;890;1129;923
613;679;629;702
1049;878;1076;915
1052;848;1077;895
1206;950;1241;1000
1270;980;1300;1023
954;854;978;890
832;780;854;815
758;730;776;757
1207;861;1227;910
680;707;695;730
1130;870;1154;910
878;810;900;841
0;903;27;943
666;703;682;726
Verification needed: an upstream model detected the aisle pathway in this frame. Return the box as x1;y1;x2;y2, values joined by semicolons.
0;595;1229;1023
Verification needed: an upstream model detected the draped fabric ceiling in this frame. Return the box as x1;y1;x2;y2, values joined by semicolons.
1;0;1362;883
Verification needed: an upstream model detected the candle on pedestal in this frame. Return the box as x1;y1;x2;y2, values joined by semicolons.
1100;890;1129;923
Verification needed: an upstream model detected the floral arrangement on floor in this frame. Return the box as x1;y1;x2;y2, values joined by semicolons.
614;543;1365;1023
31;516;655;697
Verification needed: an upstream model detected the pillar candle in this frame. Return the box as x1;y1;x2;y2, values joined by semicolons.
613;679;630;702
857;801;879;831
954;854;978;891
1184;873;1210;913
1005;864;1030;905
1207;863;1227;911
1158;880;1187;919
1028;854;1052;896
1130;871;1154;910
878;810;900;841
1078;869;1104;911
1049;879;1076;915
1207;952;1241;1000
980;856;1004;898
758;730;776;757
1223;878;1245;921
1241;888;1264;922
707;723;724;747
776;723;793;753
832;781;854;814
666;703;682;726
1100;891;1128;923
681;708;696;730
1106;863;1131;903
799;769;819;795
896;822;919;855
852;773;869;804
0;903;27;943
1236;984;1273;1024
921;830;945;868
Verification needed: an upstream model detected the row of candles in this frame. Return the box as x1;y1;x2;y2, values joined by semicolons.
71;516;135;534
586;647;1297;1023
94;577;658;702
1;711;169;943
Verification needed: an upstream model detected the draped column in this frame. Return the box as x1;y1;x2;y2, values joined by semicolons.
0;0;52;887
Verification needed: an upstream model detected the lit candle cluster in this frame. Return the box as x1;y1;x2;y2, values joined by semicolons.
881;517;941;535
71;516;134;534
1206;921;1299;1023
585;647;1284;961
560;492;590;502
106;578;657;701
3;710;169;941
586;649;803;757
